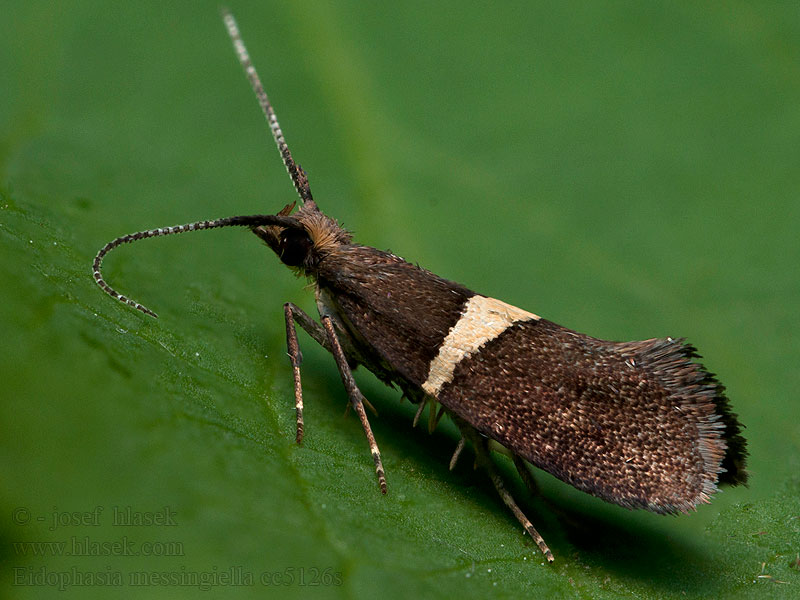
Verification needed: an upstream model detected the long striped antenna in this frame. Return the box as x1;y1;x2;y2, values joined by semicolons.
93;214;299;318
222;8;314;205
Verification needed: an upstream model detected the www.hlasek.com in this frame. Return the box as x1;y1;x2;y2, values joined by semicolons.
13;536;184;557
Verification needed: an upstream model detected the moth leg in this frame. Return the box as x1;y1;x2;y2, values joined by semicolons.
449;437;466;471
412;399;428;427
284;303;321;444
429;404;446;433
321;316;388;495
284;302;330;352
512;454;540;496
284;303;380;444
454;419;554;562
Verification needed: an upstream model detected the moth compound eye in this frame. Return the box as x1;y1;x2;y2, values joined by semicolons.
279;228;313;266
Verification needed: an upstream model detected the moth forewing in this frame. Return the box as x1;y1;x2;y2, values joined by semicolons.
428;320;746;513
93;9;748;564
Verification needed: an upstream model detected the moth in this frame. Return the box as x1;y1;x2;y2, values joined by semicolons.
93;10;748;562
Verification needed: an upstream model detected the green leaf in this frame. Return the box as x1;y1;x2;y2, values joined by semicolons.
2;1;799;598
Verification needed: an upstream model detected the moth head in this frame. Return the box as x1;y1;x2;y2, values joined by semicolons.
254;200;352;272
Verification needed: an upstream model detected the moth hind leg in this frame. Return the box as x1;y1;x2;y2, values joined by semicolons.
453;417;554;562
512;453;540;497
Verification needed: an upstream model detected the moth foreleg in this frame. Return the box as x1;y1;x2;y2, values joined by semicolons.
284;303;320;443
284;301;359;441
321;316;388;495
285;301;367;437
454;418;554;562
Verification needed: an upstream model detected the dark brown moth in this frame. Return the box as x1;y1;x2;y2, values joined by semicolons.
93;10;748;562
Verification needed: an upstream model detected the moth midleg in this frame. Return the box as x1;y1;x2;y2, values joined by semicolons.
453;417;554;562
321;316;388;495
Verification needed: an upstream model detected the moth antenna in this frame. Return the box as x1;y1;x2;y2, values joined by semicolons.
93;214;299;318
222;8;314;205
